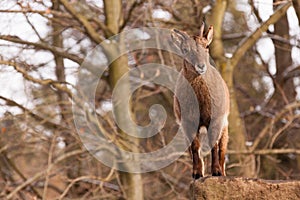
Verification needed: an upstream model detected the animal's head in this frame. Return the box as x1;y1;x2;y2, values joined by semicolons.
171;23;213;74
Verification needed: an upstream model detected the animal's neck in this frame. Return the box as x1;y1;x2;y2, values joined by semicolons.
182;60;202;82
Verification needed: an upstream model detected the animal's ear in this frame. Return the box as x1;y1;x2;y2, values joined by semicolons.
171;29;189;54
171;29;188;48
205;25;213;47
195;24;213;48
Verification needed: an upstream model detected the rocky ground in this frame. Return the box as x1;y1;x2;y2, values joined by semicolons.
190;176;300;200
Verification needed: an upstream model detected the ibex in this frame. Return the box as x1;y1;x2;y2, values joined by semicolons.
172;24;230;179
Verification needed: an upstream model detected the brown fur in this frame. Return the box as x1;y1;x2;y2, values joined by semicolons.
172;25;229;179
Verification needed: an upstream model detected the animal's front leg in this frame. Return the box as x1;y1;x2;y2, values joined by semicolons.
191;137;204;179
211;142;222;176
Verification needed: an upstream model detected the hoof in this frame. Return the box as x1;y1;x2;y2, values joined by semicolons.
212;170;222;176
192;173;202;180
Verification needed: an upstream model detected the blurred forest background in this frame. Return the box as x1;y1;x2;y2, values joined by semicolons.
0;0;299;199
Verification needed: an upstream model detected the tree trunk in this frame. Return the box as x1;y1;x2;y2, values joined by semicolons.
270;1;295;107
103;0;144;199
292;0;300;26
261;0;296;179
207;0;292;177
52;0;72;125
52;0;81;197
207;0;255;177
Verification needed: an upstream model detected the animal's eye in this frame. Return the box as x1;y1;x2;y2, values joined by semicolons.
182;47;189;54
182;48;188;54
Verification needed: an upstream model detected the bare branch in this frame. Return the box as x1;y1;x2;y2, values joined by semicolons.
250;101;300;152
231;2;292;68
0;150;42;199
120;0;145;30
6;149;85;199
0;9;72;18
228;148;300;155
58;170;115;200
58;0;105;43
0;60;73;98
0;35;83;64
250;0;263;23
0;95;64;130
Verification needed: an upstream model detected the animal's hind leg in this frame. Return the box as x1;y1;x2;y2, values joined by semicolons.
219;126;228;176
191;136;204;179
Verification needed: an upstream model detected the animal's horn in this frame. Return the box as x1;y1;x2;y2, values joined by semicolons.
199;22;205;37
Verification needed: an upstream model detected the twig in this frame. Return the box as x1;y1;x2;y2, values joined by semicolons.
250;0;263;23
0;60;73;98
269;114;299;148
58;168;115;200
0;35;83;64
0;9;72;18
250;101;300;152
58;0;104;44
120;0;145;30
230;1;292;68
1;150;42;199
6;149;85;199
42;135;57;199
0;95;64;130
23;12;44;42
227;148;300;155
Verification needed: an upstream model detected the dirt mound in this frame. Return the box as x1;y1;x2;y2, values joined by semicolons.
190;176;300;200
